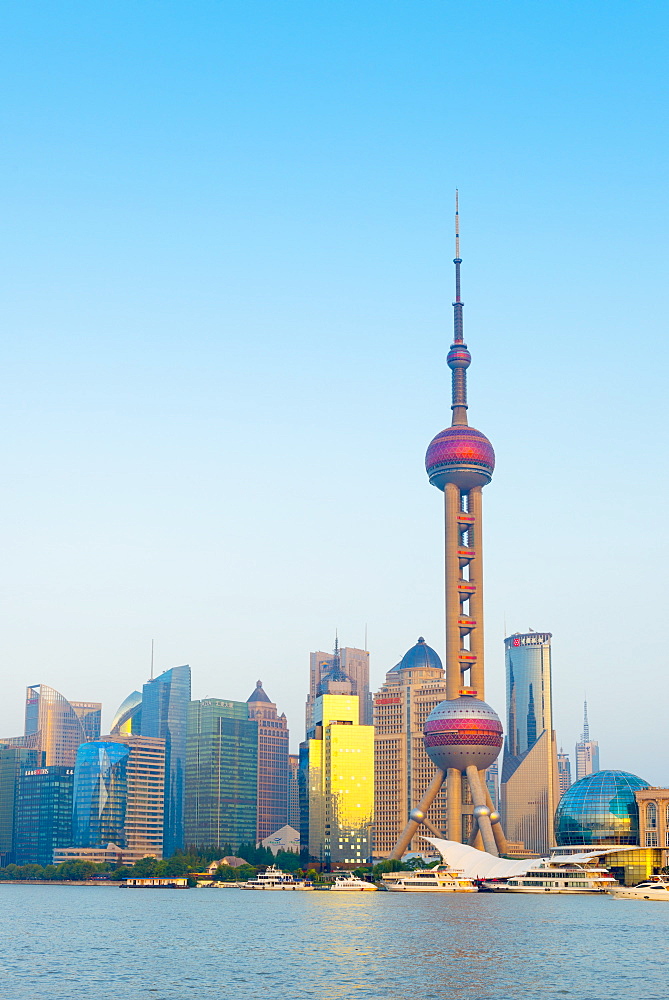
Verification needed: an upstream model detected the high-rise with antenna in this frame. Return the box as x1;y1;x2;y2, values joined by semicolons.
575;699;600;781
390;194;507;858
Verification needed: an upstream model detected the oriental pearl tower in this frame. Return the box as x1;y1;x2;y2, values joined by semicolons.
390;194;507;858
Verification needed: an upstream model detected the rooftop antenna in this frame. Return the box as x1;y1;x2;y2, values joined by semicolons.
364;622;368;652
582;698;590;742
150;639;154;680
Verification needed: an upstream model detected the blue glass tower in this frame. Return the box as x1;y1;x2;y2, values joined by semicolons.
15;765;74;865
141;665;191;856
72;742;130;847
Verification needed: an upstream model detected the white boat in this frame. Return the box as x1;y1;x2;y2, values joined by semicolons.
380;866;477;892
482;862;617;894
239;865;314;891
609;875;669;900
329;875;377;892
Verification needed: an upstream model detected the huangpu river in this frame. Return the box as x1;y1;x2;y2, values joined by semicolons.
2;884;667;1000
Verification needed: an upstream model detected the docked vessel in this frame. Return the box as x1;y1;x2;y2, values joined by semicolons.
329;875;377;892
380;866;477;892
482;863;617;894
240;865;314;891
609;875;669;900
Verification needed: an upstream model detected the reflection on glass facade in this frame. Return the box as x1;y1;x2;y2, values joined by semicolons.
15;766;74;866
72;742;130;848
1;685;101;768
110;691;143;735
141;665;190;855
554;770;650;846
501;632;558;855
185;699;258;851
300;693;374;866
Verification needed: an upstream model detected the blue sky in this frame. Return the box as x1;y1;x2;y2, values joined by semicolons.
0;1;667;779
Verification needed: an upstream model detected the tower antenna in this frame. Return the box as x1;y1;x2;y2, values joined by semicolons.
448;189;469;425
150;639;154;680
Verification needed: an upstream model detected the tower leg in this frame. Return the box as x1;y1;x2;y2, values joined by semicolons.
389;768;445;860
465;765;498;856
484;782;508;854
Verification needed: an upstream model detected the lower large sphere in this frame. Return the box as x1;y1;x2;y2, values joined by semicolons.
423;696;503;771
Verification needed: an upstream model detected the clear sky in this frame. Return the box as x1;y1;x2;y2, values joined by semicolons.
0;1;667;780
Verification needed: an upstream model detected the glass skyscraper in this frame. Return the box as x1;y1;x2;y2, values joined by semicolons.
70;736;165;862
72;742;130;848
501;632;559;855
14;765;74;866
1;685;101;768
300;692;374;866
141;665;190;856
0;745;42;864
185;699;258;852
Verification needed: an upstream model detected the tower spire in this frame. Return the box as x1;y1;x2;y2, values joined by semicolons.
448;190;471;426
582;699;590;742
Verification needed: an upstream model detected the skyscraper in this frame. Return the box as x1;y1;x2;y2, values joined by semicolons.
306;643;371;727
141;664;190;855
391;195;506;858
299;689;374;867
0;744;42;865
71;735;165;862
246;680;289;841
1;685;101;767
575;701;600;781
373;638;448;855
500;631;559;855
557;749;572;795
110;691;143;735
14;765;74;866
185;699;258;852
287;754;301;833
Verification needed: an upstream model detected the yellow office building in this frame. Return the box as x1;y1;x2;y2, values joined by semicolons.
299;693;374;866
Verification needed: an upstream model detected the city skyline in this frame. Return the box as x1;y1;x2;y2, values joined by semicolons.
0;3;668;787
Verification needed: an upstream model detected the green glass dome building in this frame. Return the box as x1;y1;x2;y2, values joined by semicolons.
554;770;650;846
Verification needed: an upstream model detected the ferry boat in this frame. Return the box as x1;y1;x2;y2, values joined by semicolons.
609;875;669;900
380;866;477;893
482;862;617;894
239;865;314;891
329;875;377;892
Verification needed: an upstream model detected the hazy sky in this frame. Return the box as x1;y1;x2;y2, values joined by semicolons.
1;2;667;780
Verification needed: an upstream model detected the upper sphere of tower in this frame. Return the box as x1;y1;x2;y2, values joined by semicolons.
425;426;495;491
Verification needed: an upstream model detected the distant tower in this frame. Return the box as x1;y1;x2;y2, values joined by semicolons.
575;700;600;780
557;748;572;795
391;195;506;858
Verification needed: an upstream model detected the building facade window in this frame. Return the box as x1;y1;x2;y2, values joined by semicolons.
646;802;657;829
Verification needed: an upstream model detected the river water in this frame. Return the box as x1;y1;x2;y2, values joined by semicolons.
2;884;666;999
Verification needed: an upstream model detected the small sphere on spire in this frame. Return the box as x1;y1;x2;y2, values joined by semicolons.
447;345;471;370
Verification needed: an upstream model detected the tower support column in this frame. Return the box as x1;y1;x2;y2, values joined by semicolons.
444;483;462;700
468;486;484;697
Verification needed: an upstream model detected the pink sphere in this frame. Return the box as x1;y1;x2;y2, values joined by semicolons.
425;426;495;490
423;696;503;771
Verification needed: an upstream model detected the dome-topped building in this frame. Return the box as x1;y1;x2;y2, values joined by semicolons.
389;637;443;674
554;770;650;846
